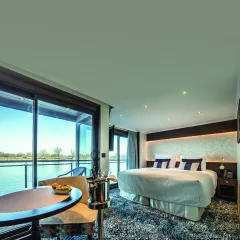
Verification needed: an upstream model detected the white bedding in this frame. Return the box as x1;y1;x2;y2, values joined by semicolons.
118;168;217;208
202;169;217;189
164;168;218;190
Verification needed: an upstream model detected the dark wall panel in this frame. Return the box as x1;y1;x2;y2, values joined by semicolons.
147;120;237;141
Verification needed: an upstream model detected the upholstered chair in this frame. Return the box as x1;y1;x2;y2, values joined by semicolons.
38;176;97;240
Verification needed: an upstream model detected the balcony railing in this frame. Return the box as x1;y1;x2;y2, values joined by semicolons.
0;159;91;195
0;159;126;195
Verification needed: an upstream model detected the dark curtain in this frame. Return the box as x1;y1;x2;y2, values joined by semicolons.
126;131;138;169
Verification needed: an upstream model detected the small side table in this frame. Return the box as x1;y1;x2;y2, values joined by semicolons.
0;187;82;239
217;178;237;202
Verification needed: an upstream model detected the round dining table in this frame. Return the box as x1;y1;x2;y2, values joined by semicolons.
0;187;82;239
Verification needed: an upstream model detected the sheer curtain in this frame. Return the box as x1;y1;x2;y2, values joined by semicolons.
126;131;138;169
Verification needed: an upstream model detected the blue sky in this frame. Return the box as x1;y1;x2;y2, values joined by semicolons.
0;106;91;155
0;105;126;156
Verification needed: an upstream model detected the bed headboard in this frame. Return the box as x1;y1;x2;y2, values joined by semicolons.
146;161;237;179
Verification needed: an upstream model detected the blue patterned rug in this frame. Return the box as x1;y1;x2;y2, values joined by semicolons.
59;188;240;240
2;189;239;239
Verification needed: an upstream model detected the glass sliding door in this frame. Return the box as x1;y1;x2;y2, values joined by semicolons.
109;134;128;184
37;100;94;181
0;90;33;195
0;91;96;192
37;100;76;181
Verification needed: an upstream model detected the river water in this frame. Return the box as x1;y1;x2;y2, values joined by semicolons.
0;160;124;195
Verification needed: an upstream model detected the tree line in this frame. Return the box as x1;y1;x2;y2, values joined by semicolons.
0;147;91;160
0;147;126;161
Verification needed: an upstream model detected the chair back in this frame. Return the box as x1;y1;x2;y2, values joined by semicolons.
73;167;86;176
38;176;89;204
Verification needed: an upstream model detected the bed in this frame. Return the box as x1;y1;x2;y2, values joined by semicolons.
118;168;217;221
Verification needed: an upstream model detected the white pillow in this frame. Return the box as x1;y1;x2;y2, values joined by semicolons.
179;155;206;171
160;161;169;169
155;154;176;168
179;161;201;171
153;162;158;168
178;162;185;170
191;162;201;171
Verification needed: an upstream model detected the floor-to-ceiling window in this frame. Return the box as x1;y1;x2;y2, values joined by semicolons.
109;132;128;184
0;70;100;196
37;100;93;181
0;91;33;195
119;136;128;171
0;67;101;238
0;93;94;196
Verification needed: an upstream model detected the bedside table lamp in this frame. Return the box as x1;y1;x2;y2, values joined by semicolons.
219;157;225;178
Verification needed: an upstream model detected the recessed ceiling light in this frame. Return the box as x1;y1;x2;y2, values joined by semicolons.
120;114;123;117
20;97;25;100
182;90;187;95
167;118;170;121
144;105;148;108
197;111;201;115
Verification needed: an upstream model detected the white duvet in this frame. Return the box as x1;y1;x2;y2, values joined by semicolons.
118;168;217;208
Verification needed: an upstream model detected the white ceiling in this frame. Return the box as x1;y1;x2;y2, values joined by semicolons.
0;1;240;133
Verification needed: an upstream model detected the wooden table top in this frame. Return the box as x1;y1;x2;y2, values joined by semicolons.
0;187;82;226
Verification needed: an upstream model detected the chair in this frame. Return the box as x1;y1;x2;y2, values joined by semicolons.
57;167;86;177
38;176;97;240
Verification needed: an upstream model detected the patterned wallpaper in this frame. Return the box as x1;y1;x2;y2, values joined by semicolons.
147;132;237;162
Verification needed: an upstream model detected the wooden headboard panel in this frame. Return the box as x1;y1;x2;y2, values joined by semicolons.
206;162;237;179
146;161;237;179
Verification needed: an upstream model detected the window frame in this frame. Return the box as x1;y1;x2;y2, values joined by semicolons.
0;66;101;179
0;66;102;238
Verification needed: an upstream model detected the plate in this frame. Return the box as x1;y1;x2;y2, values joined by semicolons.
52;188;72;195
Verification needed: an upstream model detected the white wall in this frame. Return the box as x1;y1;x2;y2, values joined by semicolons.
1;62;110;171
100;104;109;171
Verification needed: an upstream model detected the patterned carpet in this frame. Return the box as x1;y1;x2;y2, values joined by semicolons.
62;189;240;240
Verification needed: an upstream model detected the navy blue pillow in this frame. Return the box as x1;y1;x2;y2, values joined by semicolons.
182;159;202;171
155;159;171;168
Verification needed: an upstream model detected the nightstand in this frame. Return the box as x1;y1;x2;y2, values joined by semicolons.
217;178;237;202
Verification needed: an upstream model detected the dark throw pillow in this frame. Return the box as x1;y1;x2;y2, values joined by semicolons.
182;158;203;171
154;159;171;169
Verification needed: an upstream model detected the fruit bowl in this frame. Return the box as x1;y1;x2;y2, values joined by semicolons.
52;188;72;195
51;183;72;195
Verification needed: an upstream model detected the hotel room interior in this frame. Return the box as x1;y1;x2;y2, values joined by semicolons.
0;1;240;240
